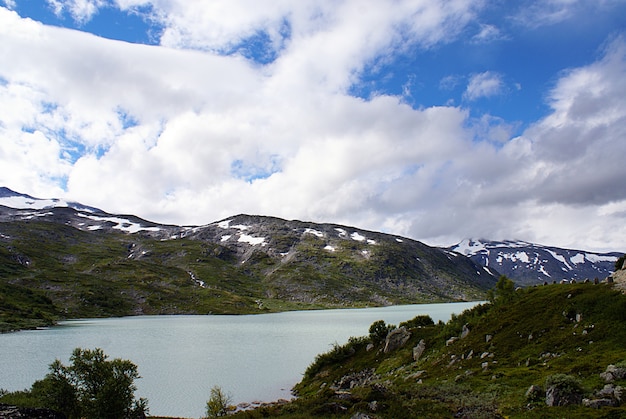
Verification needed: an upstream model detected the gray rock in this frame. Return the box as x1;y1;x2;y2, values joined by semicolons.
461;324;470;338
546;386;583;407
413;339;426;361
384;326;411;353
583;398;618;408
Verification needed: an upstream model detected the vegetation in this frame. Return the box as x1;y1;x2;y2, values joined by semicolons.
229;280;626;418
0;216;495;333
0;348;147;419
205;385;234;418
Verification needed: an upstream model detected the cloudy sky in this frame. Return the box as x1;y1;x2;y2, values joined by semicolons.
1;0;626;252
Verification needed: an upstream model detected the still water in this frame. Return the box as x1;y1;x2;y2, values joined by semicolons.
0;302;479;417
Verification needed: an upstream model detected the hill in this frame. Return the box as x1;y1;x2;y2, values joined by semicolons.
449;239;622;287
0;189;496;332
231;279;626;418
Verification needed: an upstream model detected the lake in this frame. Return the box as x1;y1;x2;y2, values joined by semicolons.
0;302;480;418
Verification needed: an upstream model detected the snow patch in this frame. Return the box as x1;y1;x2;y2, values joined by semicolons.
217;220;231;229
367;239;377;245
395;238;403;243
238;234;266;246
453;239;487;255
77;214;161;233
546;249;572;270
538;265;551;277
335;228;347;237
351;232;366;241
585;253;618;263
570;253;585;264
304;228;324;238
220;235;231;242
324;245;335;252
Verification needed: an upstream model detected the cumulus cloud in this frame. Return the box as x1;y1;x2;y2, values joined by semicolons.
1;4;626;252
463;71;504;100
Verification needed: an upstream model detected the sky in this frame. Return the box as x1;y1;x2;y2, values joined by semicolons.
1;0;626;252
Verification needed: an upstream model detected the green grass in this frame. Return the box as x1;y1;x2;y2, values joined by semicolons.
229;283;626;418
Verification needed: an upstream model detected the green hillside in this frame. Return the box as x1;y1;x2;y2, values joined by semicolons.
231;281;626;418
0;215;495;332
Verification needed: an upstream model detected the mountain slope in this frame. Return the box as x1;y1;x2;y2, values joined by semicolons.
0;189;497;331
449;239;623;287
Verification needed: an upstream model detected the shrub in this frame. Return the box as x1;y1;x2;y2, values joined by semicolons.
2;348;148;419
399;315;434;329
369;320;395;344
205;386;233;418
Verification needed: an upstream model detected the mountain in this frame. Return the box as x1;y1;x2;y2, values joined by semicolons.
0;188;496;331
449;239;623;287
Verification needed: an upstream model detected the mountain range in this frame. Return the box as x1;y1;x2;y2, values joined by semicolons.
449;239;622;287
1;187;623;331
1;187;495;330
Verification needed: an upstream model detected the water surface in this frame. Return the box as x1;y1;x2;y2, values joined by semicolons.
0;302;480;417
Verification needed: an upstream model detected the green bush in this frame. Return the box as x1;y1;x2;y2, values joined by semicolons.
369;320;395;344
1;348;147;419
399;315;434;329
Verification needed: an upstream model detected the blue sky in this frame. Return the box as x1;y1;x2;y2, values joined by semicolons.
1;0;626;252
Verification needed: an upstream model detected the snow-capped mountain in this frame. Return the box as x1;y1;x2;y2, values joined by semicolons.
449;239;623;286
0;187;101;213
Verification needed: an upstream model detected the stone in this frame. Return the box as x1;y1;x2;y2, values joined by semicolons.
384;326;411;353
583;398;617;408
446;336;458;346
546;386;583;407
485;334;492;342
460;324;470;338
601;365;626;382
0;404;66;419
413;339;426;361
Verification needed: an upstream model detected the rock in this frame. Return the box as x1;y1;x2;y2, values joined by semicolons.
413;339;426;361
546;386;583;407
460;324;470;338
384;326;411;353
600;365;626;382
0;404;66;419
366;343;374;352
350;413;372;419
583;398;618;408
485;334;492;342
446;336;458;346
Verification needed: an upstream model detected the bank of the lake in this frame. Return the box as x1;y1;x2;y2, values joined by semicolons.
0;302;479;418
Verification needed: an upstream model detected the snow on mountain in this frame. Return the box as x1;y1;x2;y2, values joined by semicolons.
449;239;623;286
0;187;100;213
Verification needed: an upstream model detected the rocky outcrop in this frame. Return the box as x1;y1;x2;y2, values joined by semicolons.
413;339;426;361
384;327;411;353
0;405;66;419
600;364;626;382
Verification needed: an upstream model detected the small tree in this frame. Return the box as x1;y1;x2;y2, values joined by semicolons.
615;254;626;271
487;275;516;305
205;385;232;418
30;348;147;419
368;320;394;344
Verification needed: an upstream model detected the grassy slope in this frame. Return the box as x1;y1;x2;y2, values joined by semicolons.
1;220;494;332
232;283;626;418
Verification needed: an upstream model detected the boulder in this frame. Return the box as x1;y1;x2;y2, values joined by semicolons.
384;326;411;353
583;398;618;408
546;385;583;407
0;404;66;419
600;365;626;382
413;339;426;361
460;324;470;339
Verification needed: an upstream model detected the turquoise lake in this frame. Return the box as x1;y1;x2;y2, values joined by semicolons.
0;302;480;417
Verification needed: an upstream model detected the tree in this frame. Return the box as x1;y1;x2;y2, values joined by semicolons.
487;275;516;305
615;254;626;271
205;385;233;418
369;320;394;344
31;348;148;419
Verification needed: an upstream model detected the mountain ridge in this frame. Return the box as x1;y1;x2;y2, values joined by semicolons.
0;187;496;332
449;238;622;287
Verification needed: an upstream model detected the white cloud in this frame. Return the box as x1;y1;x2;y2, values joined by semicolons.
464;71;504;101
46;0;107;24
1;5;626;253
